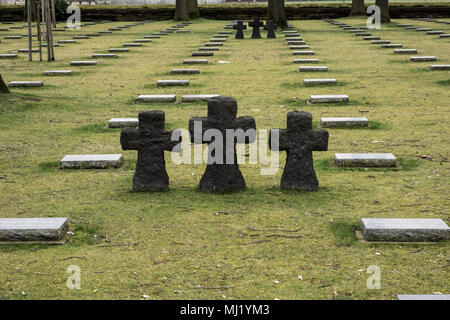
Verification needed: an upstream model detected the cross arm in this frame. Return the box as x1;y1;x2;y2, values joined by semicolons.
188;117;209;144
234;116;256;144
269;129;289;151
308;129;329;151
161;130;182;152
120;127;140;150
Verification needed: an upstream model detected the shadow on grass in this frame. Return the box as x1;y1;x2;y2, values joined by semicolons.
436;79;450;86
73;122;110;134
315;158;421;172
329;220;359;246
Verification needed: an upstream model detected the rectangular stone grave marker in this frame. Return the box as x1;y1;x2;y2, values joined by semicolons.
8;81;43;88
205;42;223;46
136;95;176;103
58;39;76;43
109;48;129;52
171;69;200;74
133;39;152;43
381;44;402;48
371;40;390;44
394;49;418;54
92;54;116;58
397;295;450;300
320;117;368;127
363;36;380;40
304;79;336;85
60;154;124;169
309;95;349;104
439;34;450;38
416;28;432;31
361;218;450;242
209;38;226;42
290;45;310;49
199;47;219;51
427;30;444;35
410;56;436;61
334;153;396;167
145;35;160;39
5;35;22;39
108;118;139;128
181;94;219;102
70;61;97;66
43;70;72;76
123;43;142;47
0;54;17;59
183;59;208;64
293;51;315;55
0;218;68;242
294;59;319;63
299;66;328;72
287;41;306;45
193;52;214;56
176;30;190;33
156;80;189;87
429;65;450;70
73;35;89;39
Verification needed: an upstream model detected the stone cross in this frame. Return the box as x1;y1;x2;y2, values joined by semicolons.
249;16;264;39
121;110;180;191
270;111;329;191
189;96;256;192
264;20;277;39
233;20;247;39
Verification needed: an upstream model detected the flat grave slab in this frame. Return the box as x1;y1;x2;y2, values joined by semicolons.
43;70;72;76
70;61;97;66
397;295;450;300
199;47;219;51
410;56;436;61
0;218;68;242
0;54;17;59
304;78;336;85
371;40;390;44
361;218;450;242
287;41;306;45
334;153;396;167
144;35;160;39
426;30;444;35
209;38;226;42
108;118;139;128
73;35;89;39
133;39;152;43
285;37;302;41
17;48;39;53
294;59;319;63
183;59;208;64
109;48;129;52
99;30;112;34
136;94;177;103
363;36;380;40
439;34;450;38
92;54;116;58
293;51;315;55
123;43;142;47
57;39;76;43
60;154;124;169
290;45;310;49
394;49;418;54
205;42;223;46
429;65;450;70
309;94;349;104
320;117;368;127
8;81;43;87
416;28;432;31
5;35;22;39
181;94;220;102
171;69;200;74
381;44;402;48
299;66;328;72
156;80;189;87
355;32;371;36
193;52;214;56
176;30;190;33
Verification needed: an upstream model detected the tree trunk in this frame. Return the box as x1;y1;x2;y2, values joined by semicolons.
375;0;390;23
187;0;200;20
350;0;365;16
0;74;9;94
174;0;189;21
267;0;288;30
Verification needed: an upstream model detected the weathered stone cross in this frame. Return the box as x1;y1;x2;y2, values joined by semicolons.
264;20;277;39
121;110;180;192
270;111;329;191
189;96;256;192
249;16;264;39
233;20;247;39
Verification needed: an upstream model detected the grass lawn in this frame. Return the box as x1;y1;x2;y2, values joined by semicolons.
0;17;448;300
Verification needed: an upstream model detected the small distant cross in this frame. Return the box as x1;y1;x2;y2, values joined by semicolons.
121;110;180;192
264;20;277;39
270;111;329;191
188;96;256;192
233;20;247;39
249;16;264;39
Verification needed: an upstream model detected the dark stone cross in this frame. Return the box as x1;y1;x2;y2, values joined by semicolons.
120;110;180;192
233;20;247;39
264;20;277;39
270;111;329;191
249;16;264;39
189;96;256;193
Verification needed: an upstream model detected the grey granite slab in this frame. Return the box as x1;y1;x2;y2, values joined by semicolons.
321;117;368;127
410;56;436;61
361;218;450;242
109;48;129;52
309;94;349;104
0;53;17;59
8;81;43;87
156;80;189;87
70;61;97;66
429;64;450;70
294;59;319;63
334;153;396;167
293;51;315;55
136;94;176;103
59;154;123;169
108;118;139;128
171;69;200;74
193;52;214;56
183;59;208;64
304;78;336;85
299;66;328;72
92;54;116;58
181;94;220;102
43;70;72;76
0;218;68;242
394;49;418;54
